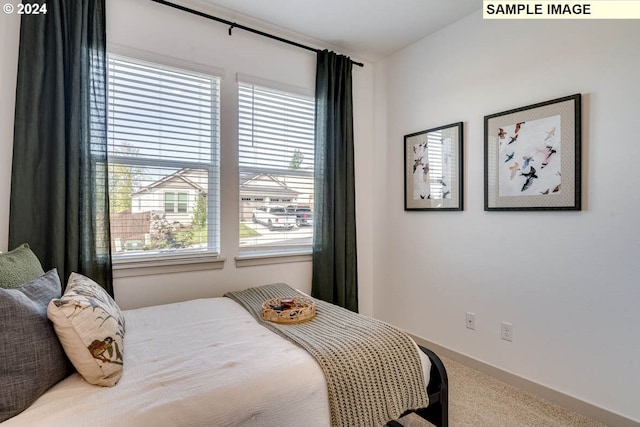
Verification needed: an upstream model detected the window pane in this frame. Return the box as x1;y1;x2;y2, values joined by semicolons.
164;192;175;212
107;55;220;259
238;83;315;253
109;165;212;255
177;193;188;213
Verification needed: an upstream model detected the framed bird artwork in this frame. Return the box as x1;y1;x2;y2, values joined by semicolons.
404;122;463;211
484;94;581;211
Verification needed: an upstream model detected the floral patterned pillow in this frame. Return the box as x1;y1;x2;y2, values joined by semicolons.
47;273;125;387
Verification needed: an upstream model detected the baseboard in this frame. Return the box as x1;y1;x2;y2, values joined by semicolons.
409;335;640;427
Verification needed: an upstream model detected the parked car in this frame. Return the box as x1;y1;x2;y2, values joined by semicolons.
251;205;296;230
286;205;314;227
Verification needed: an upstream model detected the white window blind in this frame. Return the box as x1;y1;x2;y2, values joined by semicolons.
107;55;220;259
238;82;315;253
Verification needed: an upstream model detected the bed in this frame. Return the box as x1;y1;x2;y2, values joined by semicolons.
1;267;448;427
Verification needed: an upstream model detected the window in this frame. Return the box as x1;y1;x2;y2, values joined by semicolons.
107;55;220;260
164;192;189;213
238;82;315;253
178;193;188;213
164;192;175;212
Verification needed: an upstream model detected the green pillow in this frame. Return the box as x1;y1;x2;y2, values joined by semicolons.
0;244;45;289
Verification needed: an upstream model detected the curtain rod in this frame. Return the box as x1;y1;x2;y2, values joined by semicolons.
150;0;364;67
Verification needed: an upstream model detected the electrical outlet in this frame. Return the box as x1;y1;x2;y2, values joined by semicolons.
466;312;476;330
501;321;513;341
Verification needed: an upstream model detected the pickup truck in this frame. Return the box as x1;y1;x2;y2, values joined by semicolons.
286;205;314;227
251;205;296;230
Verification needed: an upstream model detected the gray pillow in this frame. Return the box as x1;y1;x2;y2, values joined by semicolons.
0;243;45;289
0;269;72;422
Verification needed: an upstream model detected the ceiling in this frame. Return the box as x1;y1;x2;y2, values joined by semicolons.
190;0;482;62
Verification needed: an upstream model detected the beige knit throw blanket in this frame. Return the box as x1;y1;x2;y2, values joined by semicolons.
225;283;429;427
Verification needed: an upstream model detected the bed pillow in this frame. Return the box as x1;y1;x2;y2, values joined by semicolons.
0;243;45;289
47;273;125;387
0;269;72;422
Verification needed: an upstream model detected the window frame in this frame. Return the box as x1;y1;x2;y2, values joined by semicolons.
106;51;222;267
236;76;316;257
163;191;189;214
164;192;176;213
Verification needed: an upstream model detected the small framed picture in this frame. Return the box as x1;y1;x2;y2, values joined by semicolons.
484;94;581;211
404;122;463;211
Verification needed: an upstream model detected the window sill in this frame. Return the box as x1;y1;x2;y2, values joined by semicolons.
113;254;225;278
235;250;312;267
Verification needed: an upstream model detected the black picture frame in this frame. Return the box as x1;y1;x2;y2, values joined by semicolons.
404;122;463;211
484;94;581;211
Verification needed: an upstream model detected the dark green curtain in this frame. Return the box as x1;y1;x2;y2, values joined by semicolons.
9;0;112;294
312;50;358;312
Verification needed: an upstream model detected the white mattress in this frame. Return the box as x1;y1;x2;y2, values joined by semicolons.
4;297;430;426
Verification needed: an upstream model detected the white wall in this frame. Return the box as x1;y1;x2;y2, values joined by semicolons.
373;12;640;422
0;11;20;251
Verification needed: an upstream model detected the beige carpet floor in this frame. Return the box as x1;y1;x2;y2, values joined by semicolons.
399;356;607;427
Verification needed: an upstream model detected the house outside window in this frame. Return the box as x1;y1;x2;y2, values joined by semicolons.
107;55;220;259
238;80;315;254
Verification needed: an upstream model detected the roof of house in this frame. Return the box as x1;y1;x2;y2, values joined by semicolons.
131;168;207;196
133;168;308;197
